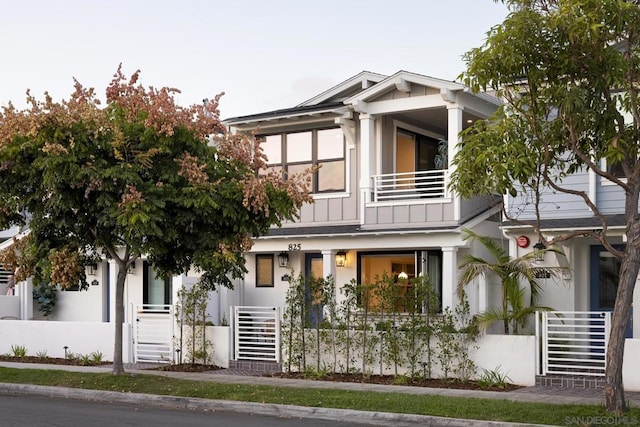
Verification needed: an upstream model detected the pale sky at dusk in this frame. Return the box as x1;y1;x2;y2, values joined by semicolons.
1;0;508;119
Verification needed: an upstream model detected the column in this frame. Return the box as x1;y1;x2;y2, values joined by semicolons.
322;250;337;321
447;106;463;220
359;113;375;222
441;246;459;311
108;260;118;324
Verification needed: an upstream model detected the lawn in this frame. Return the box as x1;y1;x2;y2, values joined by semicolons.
0;367;637;426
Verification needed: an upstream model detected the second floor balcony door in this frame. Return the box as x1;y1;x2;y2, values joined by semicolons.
393;129;443;199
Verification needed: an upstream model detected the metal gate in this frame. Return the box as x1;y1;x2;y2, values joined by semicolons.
537;311;611;377
133;304;174;364
232;306;281;362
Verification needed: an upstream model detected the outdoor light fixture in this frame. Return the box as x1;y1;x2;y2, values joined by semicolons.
533;241;546;262
278;252;289;268
335;251;347;268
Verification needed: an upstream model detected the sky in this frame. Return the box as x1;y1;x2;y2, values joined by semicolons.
1;0;508;120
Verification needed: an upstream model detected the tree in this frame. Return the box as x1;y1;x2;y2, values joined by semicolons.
0;65;311;375
450;0;640;414
456;229;564;334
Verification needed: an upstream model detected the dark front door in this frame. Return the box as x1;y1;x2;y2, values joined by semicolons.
305;253;323;327
590;245;631;337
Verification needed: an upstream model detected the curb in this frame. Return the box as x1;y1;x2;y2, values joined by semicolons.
0;382;556;427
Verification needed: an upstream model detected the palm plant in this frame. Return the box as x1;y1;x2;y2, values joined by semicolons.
457;229;566;335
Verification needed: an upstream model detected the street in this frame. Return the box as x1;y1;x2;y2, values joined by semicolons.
0;393;370;427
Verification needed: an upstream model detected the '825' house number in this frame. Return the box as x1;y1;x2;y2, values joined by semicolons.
288;243;301;252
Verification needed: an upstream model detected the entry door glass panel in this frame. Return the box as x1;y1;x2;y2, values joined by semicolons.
590;245;631;337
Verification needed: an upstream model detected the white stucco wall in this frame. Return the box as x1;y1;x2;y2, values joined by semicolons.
205;326;230;368
0;296;20;319
0;320;132;362
473;334;536;386
622;338;640;391
50;283;105;322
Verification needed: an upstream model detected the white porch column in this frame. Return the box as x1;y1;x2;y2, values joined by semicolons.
322;250;337;320
18;277;33;320
478;274;487;314
359;113;375;223
321;250;336;280
447;106;463;221
441;246;459;311
108;260;117;323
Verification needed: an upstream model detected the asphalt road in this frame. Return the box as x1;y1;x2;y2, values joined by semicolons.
0;393;370;427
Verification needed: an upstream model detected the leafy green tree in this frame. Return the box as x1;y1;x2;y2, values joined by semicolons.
450;0;640;413
0;66;311;375
457;229;564;335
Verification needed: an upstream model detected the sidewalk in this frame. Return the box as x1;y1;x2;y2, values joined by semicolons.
1;362;638;426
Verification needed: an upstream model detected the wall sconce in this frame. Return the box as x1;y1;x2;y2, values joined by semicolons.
278;252;289;268
335;251;347;268
533;241;546;262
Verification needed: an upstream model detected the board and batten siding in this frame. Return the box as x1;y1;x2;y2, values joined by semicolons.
363;202;455;228
507;171;592;221
596;176;627;215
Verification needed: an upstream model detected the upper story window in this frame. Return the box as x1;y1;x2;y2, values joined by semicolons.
259;128;345;193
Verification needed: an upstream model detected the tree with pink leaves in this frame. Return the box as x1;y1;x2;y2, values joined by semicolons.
0;65;311;375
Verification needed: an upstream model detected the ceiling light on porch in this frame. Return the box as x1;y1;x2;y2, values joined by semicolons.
335;251;347;268
278;252;289;268
533;241;546;262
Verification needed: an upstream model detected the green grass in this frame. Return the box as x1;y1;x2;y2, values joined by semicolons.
0;367;637;426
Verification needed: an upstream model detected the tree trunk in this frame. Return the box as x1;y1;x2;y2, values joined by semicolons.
112;266;127;375
605;221;640;414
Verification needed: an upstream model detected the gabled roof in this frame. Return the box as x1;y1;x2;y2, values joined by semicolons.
344;70;465;104
223;70;501;129
296;71;387;107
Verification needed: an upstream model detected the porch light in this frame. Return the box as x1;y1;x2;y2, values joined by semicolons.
335;251;347;268
278;252;289;268
533;241;546;262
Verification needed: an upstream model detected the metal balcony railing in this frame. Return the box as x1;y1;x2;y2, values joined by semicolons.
372;169;448;202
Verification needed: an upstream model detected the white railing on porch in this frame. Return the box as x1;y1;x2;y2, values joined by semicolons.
372;169;448;202
536;311;611;377
133;304;174;364
232;306;281;362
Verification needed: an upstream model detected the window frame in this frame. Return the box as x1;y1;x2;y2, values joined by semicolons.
143;261;172;306
259;127;346;194
255;254;275;288
356;250;443;314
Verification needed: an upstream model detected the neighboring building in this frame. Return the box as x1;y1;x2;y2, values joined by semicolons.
501;163;638;337
222;70;503;319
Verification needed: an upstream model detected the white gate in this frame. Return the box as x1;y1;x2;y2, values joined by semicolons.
537;311;611;377
133;304;174;364
232;306;281;362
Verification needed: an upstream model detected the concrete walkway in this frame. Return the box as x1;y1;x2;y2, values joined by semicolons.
1;362;638;426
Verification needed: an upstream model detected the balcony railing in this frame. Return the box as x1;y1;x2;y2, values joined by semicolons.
372;169;448;202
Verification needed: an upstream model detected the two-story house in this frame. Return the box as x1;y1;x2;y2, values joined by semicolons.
222;70;503;320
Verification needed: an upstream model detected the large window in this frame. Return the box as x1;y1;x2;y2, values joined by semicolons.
143;261;172;306
358;251;442;313
259;128;345;193
256;254;274;287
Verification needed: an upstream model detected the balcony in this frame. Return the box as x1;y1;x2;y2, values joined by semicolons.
372;170;449;202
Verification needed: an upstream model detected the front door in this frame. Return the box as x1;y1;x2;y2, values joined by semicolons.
590;245;632;337
305;253;323;327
